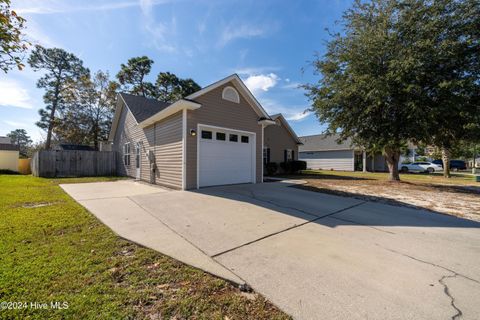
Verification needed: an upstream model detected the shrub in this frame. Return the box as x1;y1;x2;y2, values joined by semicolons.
280;160;307;173
265;162;278;175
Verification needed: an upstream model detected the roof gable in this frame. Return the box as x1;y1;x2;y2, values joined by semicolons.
186;74;271;120
270;114;302;144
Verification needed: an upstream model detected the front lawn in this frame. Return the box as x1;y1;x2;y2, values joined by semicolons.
285;170;480;221
0;175;289;320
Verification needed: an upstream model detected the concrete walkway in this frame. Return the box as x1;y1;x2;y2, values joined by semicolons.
62;180;480;320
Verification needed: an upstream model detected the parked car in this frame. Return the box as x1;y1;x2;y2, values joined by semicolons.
399;162;443;173
431;159;467;171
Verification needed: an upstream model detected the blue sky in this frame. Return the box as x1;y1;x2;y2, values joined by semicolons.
1;0;353;142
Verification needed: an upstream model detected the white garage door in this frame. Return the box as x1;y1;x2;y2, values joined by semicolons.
198;126;255;187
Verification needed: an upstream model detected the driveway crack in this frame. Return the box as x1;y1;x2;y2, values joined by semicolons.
439;273;463;320
378;246;480;285
212;198;367;258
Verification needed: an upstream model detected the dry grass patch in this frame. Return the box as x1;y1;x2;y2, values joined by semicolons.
287;170;480;221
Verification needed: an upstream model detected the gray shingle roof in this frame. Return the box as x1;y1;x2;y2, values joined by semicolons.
119;93;172;123
299;133;354;152
0;143;19;151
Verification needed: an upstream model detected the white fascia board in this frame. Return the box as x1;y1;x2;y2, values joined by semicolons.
258;119;276;126
107;95;127;142
138;100;201;128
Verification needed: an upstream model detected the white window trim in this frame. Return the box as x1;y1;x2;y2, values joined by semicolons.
286;149;293;161
124;142;131;166
196;123;256;189
222;86;240;103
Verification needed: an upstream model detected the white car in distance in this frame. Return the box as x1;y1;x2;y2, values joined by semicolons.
399;162;443;173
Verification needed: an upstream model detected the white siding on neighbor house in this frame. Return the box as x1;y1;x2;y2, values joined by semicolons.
299;150;354;171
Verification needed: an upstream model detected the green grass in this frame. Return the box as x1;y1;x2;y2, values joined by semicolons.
299;169;476;185
0;175;289;320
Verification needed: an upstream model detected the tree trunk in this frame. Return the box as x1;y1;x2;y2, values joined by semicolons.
384;147;401;181
45;77;61;150
442;147;451;178
45;105;56;150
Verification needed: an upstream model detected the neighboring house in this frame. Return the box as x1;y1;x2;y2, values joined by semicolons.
0;137;19;172
55;144;96;151
108;74;277;190
299;134;418;172
263;114;302;169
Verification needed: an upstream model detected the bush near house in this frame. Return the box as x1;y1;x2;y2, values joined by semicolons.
280;160;307;174
265;162;279;176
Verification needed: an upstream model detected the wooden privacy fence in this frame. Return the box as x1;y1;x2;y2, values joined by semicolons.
18;158;31;174
31;150;116;178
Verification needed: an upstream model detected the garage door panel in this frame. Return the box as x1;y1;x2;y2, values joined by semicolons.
199;127;254;187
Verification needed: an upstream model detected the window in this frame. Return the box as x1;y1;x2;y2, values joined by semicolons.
229;134;238;142
201;130;212;139
123;142;131;166
263;147;270;165
241;135;249;143
216;132;226;141
222;86;240;103
284;149;293;162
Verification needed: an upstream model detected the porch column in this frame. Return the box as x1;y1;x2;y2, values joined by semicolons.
362;150;367;173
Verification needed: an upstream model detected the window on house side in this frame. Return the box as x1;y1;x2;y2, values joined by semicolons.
124;142;131;166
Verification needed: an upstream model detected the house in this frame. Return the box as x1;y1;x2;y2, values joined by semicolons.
108;74;281;190
298;134;418;172
263;113;302;169
0;136;19;172
55;144;96;151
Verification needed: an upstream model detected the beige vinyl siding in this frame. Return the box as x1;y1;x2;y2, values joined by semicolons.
152;112;183;189
113;101;183;189
0;150;19;171
299;150;354;171
113;105;147;179
264;121;298;163
186;82;263;189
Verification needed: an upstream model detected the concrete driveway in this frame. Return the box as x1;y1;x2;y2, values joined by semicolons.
62;180;480;320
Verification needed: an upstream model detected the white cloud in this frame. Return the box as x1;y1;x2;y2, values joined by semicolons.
218;23;270;47
260;98;311;122
286;111;311;121
244;73;279;93
23;19;60;47
235;66;281;76
14;0;173;15
282;82;301;89
4;120;30;127
139;0;177;52
0;80;33;109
